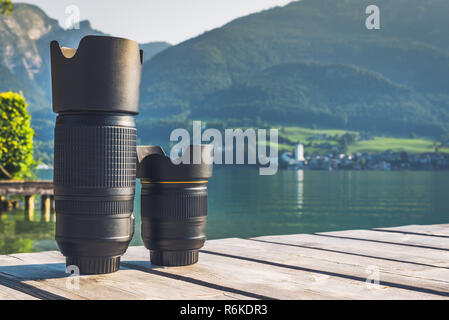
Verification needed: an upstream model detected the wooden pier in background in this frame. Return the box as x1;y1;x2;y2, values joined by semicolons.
0;180;54;217
0;223;448;300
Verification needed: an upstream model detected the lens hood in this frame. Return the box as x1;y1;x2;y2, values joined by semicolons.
51;35;143;114
136;145;213;181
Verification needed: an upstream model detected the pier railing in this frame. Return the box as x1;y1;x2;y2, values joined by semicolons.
0;180;54;216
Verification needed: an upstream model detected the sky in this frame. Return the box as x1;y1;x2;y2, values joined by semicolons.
21;0;293;44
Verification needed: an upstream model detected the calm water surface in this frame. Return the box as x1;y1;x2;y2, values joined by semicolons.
1;168;448;253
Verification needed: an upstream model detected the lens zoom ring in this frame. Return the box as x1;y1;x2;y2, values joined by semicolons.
142;191;207;219
55;199;134;215
54;125;136;188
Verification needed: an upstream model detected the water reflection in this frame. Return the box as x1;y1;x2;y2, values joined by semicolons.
296;170;304;212
0;205;56;254
1;168;449;254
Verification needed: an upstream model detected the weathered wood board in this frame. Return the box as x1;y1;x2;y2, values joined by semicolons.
0;224;448;300
0;181;53;196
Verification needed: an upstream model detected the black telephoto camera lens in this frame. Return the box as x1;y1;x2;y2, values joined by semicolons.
137;145;213;266
51;36;143;274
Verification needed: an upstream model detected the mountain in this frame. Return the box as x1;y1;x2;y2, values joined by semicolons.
0;3;171;143
140;41;171;63
140;0;449;136
3;0;449;164
197;62;441;135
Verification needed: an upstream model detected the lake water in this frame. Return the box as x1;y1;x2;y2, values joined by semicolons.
1;168;448;254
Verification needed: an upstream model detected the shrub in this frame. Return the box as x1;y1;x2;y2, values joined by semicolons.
0;92;36;180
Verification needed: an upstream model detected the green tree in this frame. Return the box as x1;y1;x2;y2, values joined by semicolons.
0;0;13;15
433;142;440;154
0;92;35;180
337;133;357;154
439;132;449;146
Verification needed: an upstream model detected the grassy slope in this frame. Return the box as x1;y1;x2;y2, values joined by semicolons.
280;126;449;154
348;138;449;154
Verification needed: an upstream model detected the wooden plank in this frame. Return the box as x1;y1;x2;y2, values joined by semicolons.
122;246;327;300
0;251;86;300
2;242;448;300
0;249;250;300
0;283;39;300
253;233;449;269
0;225;448;300
0;275;68;300
23;266;248;300
318;229;449;251
130;243;447;300
201;238;449;299
0;181;53;196
374;224;449;237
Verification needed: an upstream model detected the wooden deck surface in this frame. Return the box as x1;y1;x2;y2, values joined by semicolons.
0;180;53;196
0;224;448;300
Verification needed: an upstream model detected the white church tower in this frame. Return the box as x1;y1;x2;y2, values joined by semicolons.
294;143;305;162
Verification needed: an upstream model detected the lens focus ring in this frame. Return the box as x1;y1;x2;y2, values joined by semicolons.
141;185;207;219
54;124;136;189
